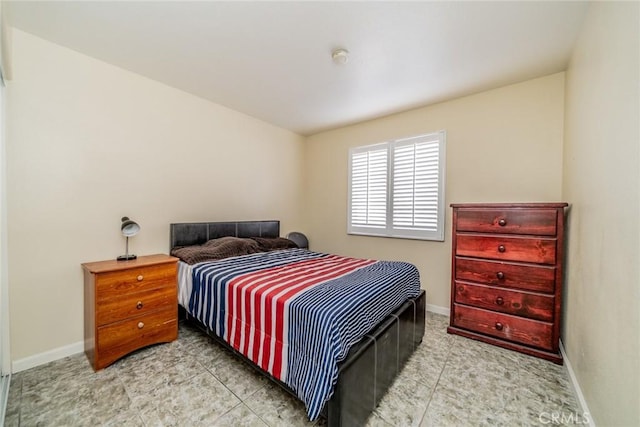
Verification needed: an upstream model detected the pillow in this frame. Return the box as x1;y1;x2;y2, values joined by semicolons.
250;237;299;251
203;236;257;248
171;237;260;264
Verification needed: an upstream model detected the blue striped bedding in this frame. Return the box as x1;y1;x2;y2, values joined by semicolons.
185;248;421;421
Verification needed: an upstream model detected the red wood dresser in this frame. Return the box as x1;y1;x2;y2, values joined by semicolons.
447;203;568;364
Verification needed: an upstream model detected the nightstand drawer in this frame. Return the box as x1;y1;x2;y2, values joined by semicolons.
452;304;553;351
454;281;554;322
96;264;177;301
456;234;557;264
456;208;557;236
455;257;555;293
96;286;177;326
96;307;177;370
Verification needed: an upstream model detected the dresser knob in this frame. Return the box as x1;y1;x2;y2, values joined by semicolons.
498;218;507;226
137;275;144;281
136;301;143;310
498;245;506;253
496;271;505;280
495;297;504;305
137;322;144;329
495;322;503;331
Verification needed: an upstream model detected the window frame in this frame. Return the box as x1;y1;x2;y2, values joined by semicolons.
347;131;447;242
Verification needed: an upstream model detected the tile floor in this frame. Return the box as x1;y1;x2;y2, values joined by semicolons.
3;313;581;426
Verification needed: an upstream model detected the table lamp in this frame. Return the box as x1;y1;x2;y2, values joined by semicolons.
117;216;140;261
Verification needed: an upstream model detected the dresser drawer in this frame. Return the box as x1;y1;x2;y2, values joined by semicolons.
452;304;553;351
455;257;555;293
96;264;177;301
456;234;557;264
456;208;557;236
454;281;554;322
96;307;177;370
96;286;177;326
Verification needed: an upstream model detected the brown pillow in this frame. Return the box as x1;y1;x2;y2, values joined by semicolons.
203;236;257;248
171;237;260;264
250;237;299;251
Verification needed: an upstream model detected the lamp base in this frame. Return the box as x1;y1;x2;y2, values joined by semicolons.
117;254;137;261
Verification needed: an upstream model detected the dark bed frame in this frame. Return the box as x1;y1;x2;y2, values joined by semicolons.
170;220;426;426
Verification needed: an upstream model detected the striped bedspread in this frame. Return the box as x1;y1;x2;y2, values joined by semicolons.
187;249;421;420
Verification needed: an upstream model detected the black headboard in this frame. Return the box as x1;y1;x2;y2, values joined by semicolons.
170;220;280;249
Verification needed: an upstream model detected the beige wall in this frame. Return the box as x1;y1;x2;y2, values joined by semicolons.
304;73;565;310
6;30;305;361
562;2;640;425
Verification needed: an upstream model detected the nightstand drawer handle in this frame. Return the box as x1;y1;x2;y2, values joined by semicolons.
498;245;506;253
495;322;504;331
137;275;144;281
496;271;505;280
498;218;507;226
495;297;504;306
137;322;144;329
136;301;143;310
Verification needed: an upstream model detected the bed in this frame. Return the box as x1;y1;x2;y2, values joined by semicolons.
170;220;426;426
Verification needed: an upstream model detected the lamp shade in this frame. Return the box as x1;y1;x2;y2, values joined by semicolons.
121;217;140;237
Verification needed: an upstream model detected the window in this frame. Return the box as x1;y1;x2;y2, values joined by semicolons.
348;131;446;241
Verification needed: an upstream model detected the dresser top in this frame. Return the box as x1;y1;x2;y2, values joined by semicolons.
451;202;568;208
81;254;178;273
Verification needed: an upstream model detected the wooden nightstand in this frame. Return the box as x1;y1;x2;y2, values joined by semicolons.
82;254;179;370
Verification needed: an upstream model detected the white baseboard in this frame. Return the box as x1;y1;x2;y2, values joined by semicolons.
12;340;84;373
560;340;596;427
426;303;450;317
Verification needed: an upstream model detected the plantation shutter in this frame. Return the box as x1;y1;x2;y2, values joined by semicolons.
348;131;445;241
392;135;441;233
349;146;388;229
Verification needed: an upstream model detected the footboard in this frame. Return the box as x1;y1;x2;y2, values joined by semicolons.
324;290;426;426
183;290;425;426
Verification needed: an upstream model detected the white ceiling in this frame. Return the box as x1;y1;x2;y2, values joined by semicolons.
6;1;589;136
